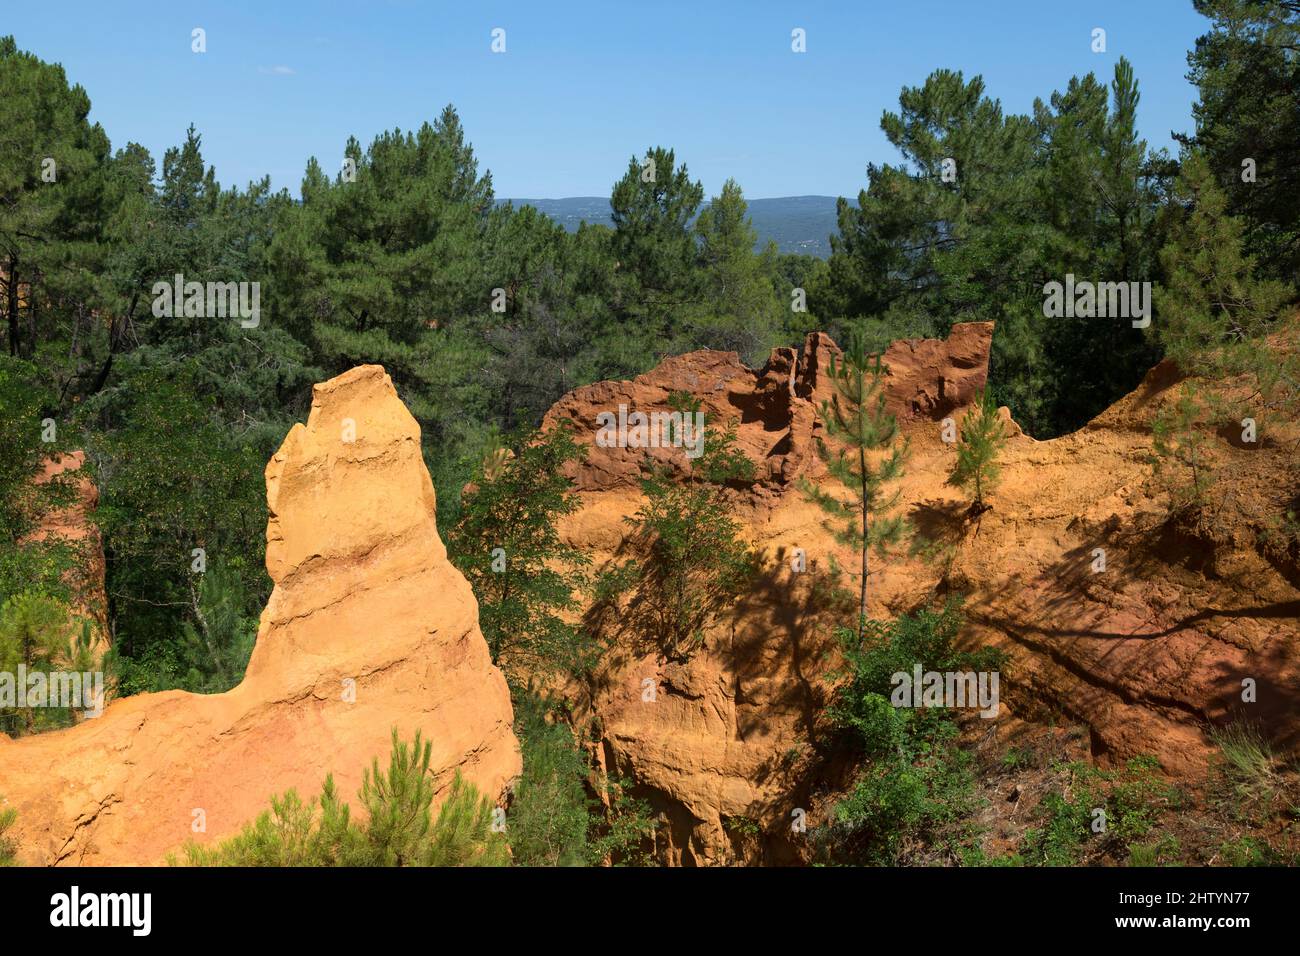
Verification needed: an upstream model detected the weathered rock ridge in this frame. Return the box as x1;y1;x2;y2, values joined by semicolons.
543;323;994;499
544;324;1300;865
0;365;520;865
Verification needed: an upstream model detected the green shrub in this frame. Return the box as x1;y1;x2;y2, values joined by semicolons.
1021;789;1094;866
1020;757;1178;866
0;801;17;866
1126;833;1181;867
1216;835;1277;867
824;725;985;865
1000;746;1037;771
507;693;592;866
508;691;656;866
0;356;83;608
1108;755;1178;843
619;395;758;661
818;599;1001;864
446;422;593;679
0;591;100;736
179;729;508;867
830;597;1003;755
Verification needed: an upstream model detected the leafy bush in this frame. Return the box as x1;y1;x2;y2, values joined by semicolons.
88;369;269;695
824;724;980;865
506;693;591;866
618;395;758;661
818;598;1002;864
1020;757;1178;866
830;597;1002;753
446;422;592;679
0;356;82;608
1021;789;1096;867
509;691;655;866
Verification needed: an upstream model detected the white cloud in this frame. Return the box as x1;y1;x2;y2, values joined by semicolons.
258;65;295;76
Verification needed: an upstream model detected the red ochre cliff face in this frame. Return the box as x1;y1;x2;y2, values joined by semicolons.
541;322;1299;864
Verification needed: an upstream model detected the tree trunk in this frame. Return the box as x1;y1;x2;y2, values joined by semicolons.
190;579;226;685
5;256;19;358
858;446;869;644
89;291;138;395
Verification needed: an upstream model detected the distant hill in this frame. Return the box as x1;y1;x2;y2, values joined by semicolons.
498;195;841;258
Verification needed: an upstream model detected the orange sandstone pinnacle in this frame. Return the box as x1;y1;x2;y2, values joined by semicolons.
0;365;520;866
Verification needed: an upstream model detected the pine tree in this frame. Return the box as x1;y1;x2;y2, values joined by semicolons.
1150;151;1296;529
798;327;908;642
270;106;496;448
946;390;1007;513
423;771;509;867
1154;151;1294;394
687;178;783;363
0;592;87;735
1150;384;1216;521
1181;0;1300;278
608;146;704;324
1036;58;1165;428
179;729;508;867
178;558;258;694
0;36;111;360
360;729;439;866
826;62;1169;438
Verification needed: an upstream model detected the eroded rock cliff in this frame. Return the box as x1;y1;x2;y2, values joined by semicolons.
542;323;1300;865
0;365;520;865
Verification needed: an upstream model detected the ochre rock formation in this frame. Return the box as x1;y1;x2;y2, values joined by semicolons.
543;324;996;499
543;323;1300;865
0;365;519;865
25;451;110;656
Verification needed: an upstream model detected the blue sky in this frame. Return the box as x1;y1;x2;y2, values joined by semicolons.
6;0;1210;200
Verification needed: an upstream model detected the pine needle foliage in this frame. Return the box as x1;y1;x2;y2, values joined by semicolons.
178;729;509;867
798;326;909;641
946;390;1007;511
